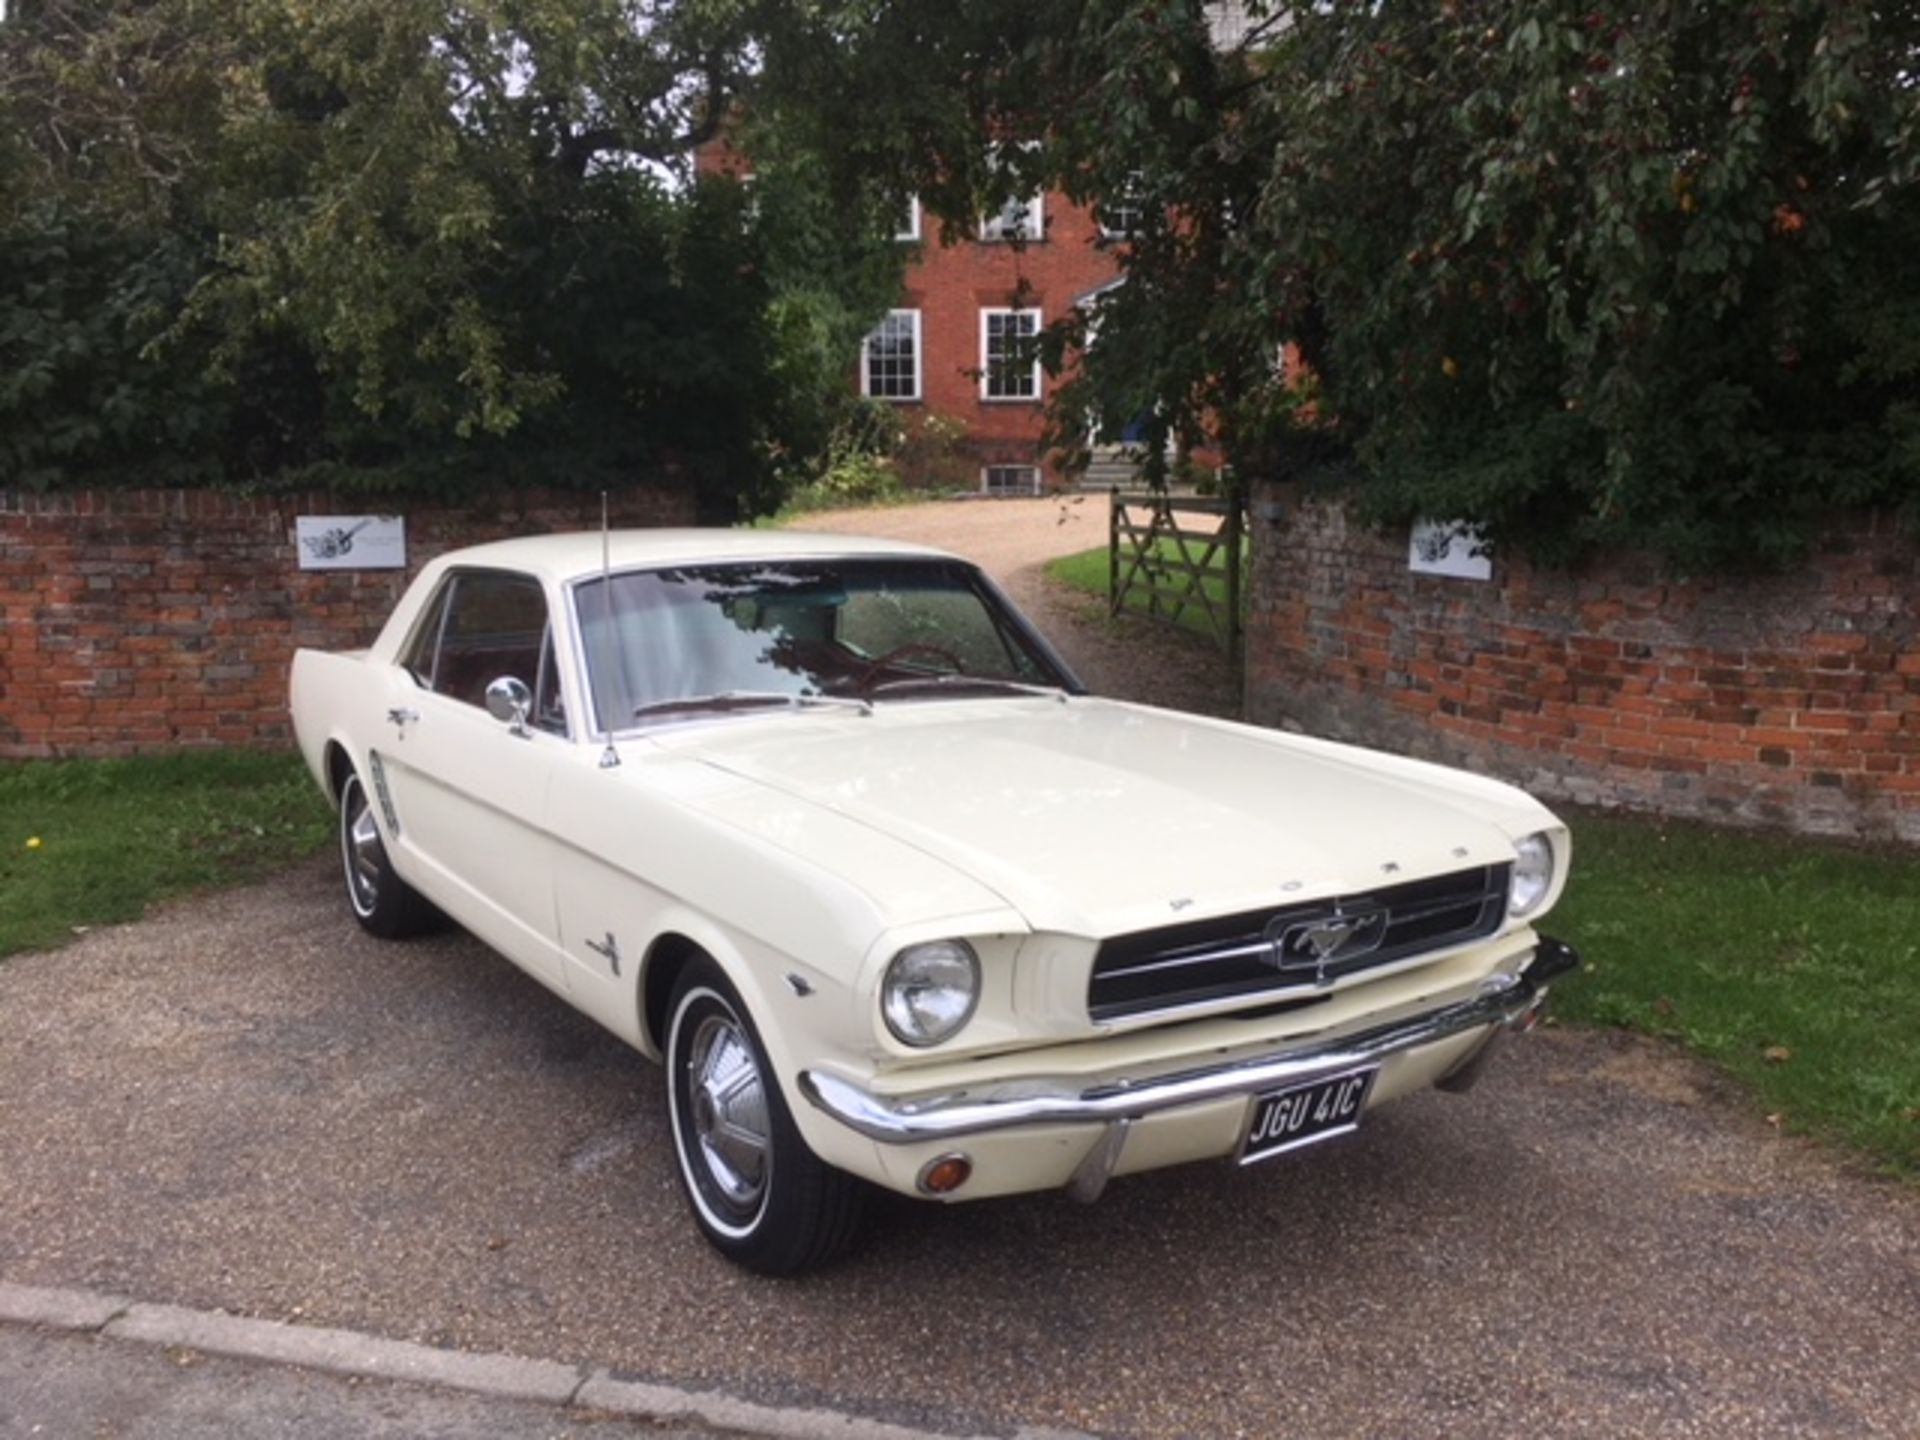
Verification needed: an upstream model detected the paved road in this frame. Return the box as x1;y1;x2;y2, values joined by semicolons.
3;500;1917;1438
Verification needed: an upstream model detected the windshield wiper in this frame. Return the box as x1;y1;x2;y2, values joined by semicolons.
864;675;1070;702
633;690;872;720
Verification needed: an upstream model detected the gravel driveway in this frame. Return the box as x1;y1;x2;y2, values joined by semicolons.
2;499;1917;1438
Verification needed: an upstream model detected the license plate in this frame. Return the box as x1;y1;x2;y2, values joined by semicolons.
1239;1066;1378;1165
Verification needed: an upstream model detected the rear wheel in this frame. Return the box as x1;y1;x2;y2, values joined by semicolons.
665;958;864;1275
338;770;435;939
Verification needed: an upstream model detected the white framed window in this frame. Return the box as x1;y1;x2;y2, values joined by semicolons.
893;196;921;242
727;172;759;228
862;310;922;401
980;308;1042;401
980;191;1044;242
982;465;1042;496
1098;172;1146;240
979;143;1045;242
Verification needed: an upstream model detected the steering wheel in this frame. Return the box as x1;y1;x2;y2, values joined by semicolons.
854;642;965;691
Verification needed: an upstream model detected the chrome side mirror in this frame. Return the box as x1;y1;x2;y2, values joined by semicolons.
485;676;533;737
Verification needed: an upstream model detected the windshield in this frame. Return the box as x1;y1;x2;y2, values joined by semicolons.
573;558;1073;732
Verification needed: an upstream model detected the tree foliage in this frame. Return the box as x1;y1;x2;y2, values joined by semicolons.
1249;0;1920;567
760;0;1920;567
0;209;231;489
0;0;903;515
7;0;1915;552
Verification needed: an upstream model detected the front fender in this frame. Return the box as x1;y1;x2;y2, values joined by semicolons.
632;904;888;1184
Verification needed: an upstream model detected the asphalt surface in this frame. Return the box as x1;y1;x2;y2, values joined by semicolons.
3;500;1918;1437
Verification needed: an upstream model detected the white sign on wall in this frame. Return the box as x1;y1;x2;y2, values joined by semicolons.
1408;519;1492;581
295;515;406;570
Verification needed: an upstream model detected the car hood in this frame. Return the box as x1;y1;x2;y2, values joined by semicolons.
647;697;1557;939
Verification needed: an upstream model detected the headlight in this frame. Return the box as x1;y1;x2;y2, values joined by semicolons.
1508;831;1556;917
881;940;980;1047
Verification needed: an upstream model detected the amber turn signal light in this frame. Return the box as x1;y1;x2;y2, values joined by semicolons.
916;1153;973;1195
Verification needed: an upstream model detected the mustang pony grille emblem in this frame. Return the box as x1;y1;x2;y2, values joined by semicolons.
1265;903;1391;986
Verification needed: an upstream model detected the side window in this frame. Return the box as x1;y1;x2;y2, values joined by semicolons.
431;571;550;711
533;629;567;735
399;579;452;688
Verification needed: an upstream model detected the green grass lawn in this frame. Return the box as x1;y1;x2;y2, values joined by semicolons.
1553;811;1920;1178
0;751;332;960
1048;538;1245;641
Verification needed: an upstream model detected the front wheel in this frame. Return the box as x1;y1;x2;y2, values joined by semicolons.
665;959;864;1275
338;769;437;939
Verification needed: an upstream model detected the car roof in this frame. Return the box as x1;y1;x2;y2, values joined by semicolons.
430;528;960;584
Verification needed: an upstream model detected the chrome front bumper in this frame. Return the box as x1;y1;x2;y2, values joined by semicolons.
799;937;1581;1148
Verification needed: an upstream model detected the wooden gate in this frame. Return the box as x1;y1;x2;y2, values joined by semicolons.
1107;488;1246;656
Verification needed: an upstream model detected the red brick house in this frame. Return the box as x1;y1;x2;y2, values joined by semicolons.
694;141;1128;495
696;6;1258;495
855;189;1130;495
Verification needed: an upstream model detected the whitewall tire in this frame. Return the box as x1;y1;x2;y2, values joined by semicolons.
665;957;863;1274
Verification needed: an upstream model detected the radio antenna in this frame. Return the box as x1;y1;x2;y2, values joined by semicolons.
597;490;623;770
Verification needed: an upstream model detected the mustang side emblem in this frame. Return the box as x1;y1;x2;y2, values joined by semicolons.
1266;903;1390;987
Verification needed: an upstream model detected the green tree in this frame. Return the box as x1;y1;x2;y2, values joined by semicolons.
758;0;1920;566
0;0;905;515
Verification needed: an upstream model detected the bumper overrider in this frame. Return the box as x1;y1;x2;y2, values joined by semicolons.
799;937;1581;1199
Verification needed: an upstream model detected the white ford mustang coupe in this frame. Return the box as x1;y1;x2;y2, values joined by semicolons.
291;529;1579;1274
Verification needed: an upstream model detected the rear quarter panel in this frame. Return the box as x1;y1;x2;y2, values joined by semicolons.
289;647;382;804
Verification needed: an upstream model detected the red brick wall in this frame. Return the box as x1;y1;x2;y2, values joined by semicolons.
0;485;694;758
1243;483;1920;843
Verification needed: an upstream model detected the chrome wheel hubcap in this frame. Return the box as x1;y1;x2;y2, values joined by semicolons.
685;1013;770;1211
343;785;382;914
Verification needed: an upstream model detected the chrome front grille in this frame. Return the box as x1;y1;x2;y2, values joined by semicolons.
1087;865;1513;1022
